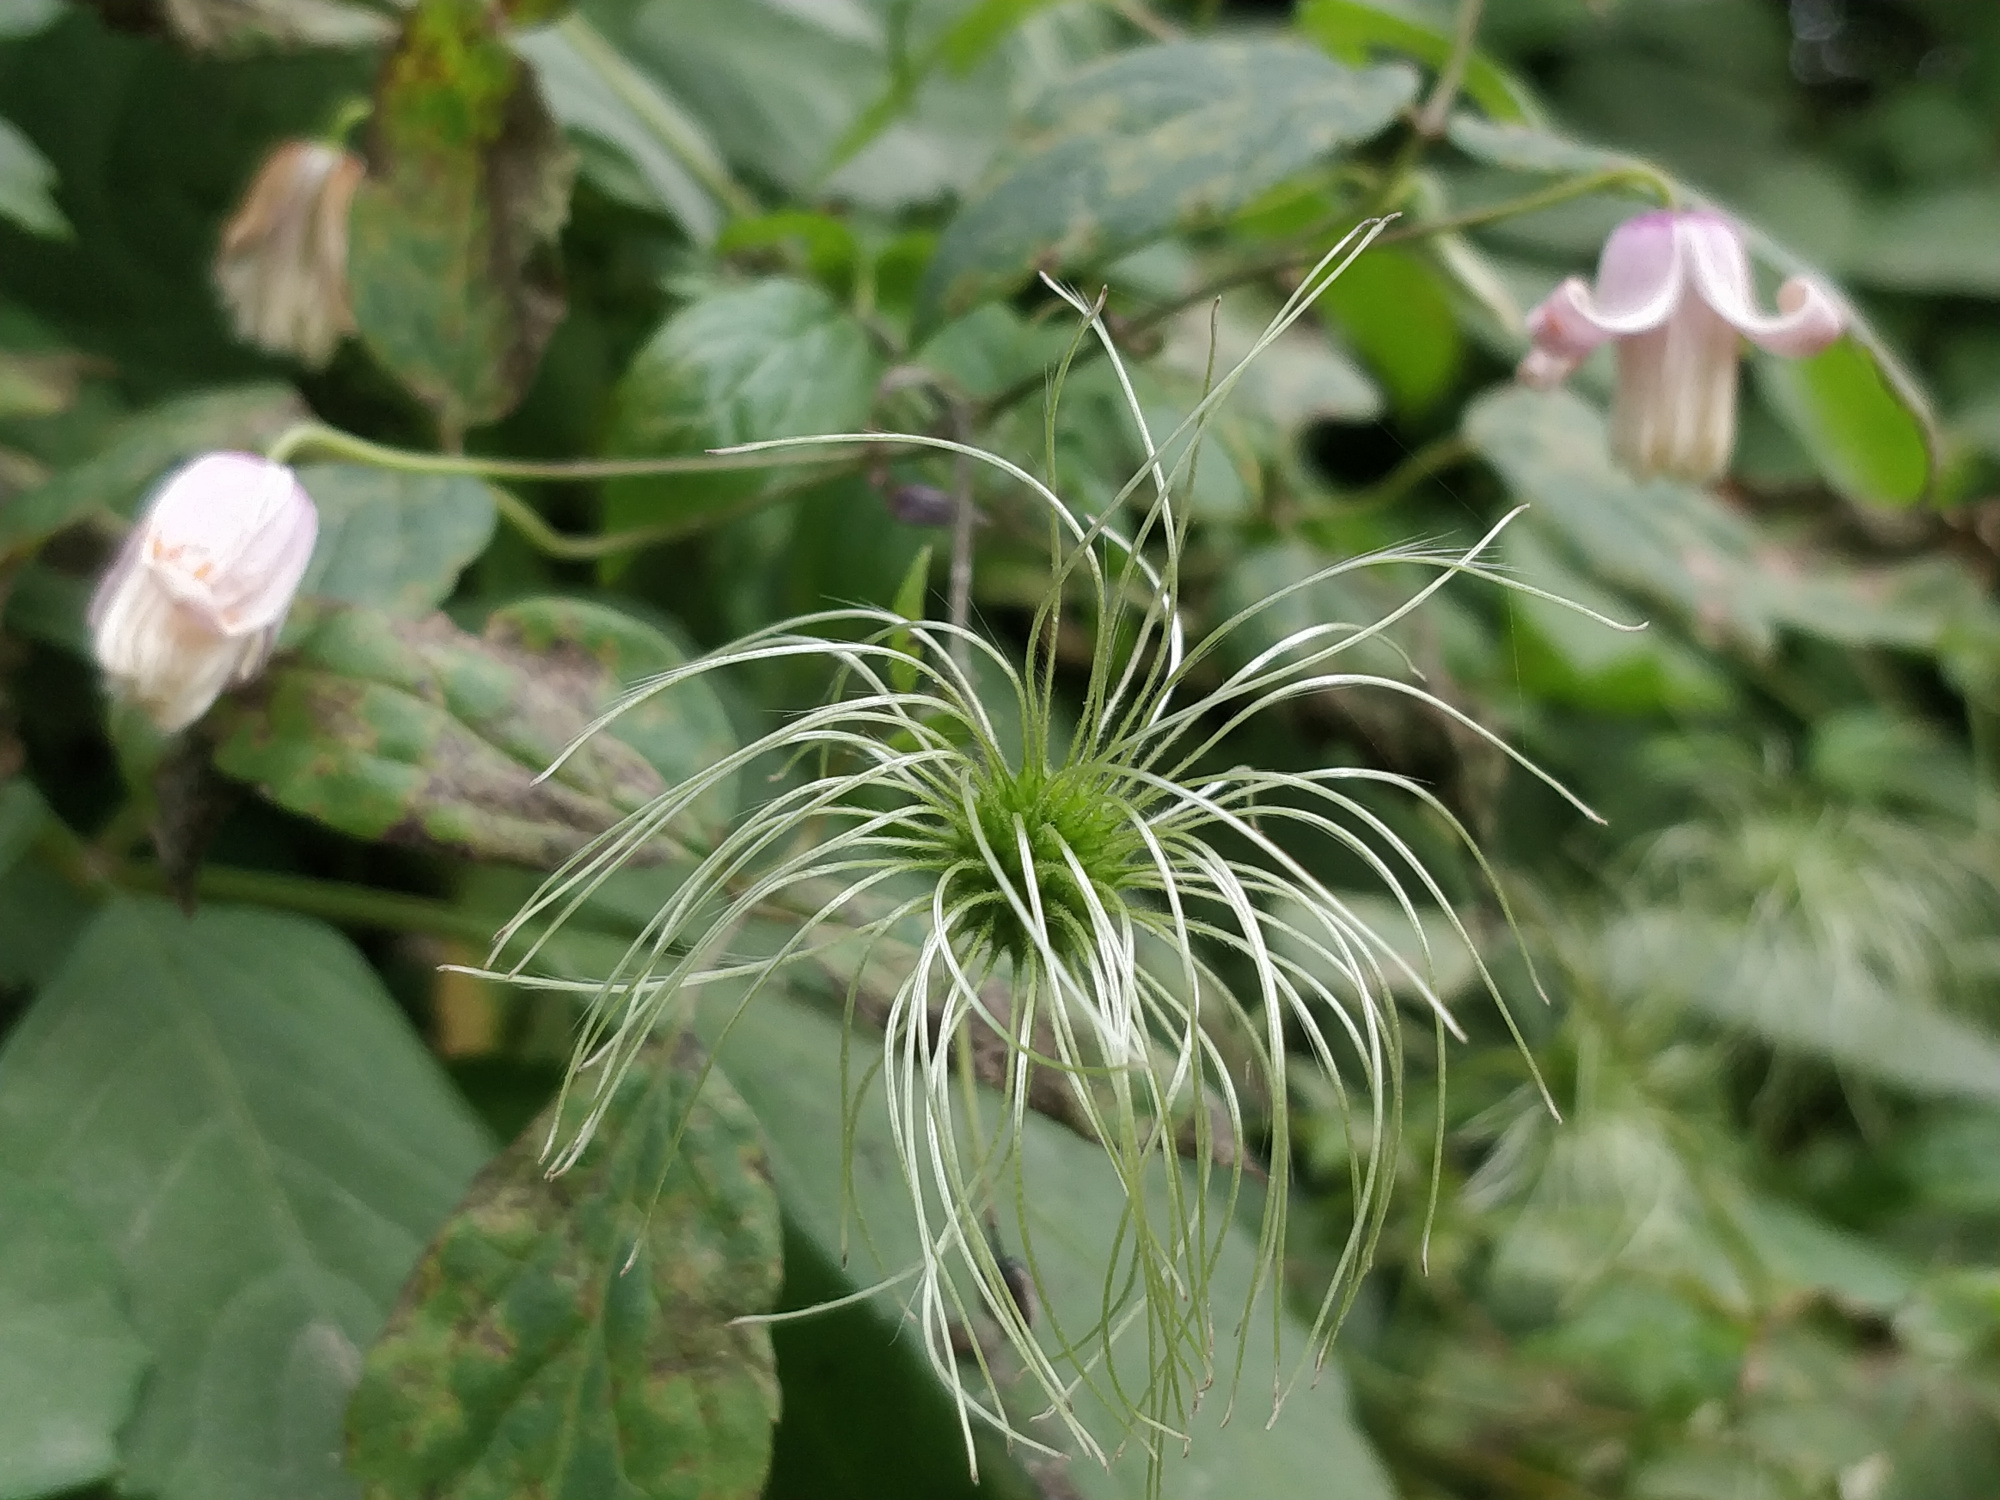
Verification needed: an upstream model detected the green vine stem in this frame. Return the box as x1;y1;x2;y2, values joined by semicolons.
266;421;858;561
1377;165;1677;245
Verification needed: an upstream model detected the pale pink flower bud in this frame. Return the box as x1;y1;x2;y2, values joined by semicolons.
1517;209;1845;482
88;453;319;734
214;141;365;368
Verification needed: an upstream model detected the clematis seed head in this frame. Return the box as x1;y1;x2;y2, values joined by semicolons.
89;452;319;734
1517;208;1844;482
215;140;365;368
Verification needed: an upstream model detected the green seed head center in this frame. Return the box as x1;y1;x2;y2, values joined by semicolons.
941;762;1144;963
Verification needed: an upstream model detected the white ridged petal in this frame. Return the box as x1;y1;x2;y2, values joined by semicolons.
1611;294;1742;482
1679;210;1845;356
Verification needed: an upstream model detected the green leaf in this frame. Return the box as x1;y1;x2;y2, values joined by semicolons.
1757;336;1933;508
513;22;727;244
1317;243;1464;418
703;982;1399;1500
0;855;94;992
603;278;879;533
1154;292;1384;434
758;1224;1004;1500
0;561;88;657
296;465;499;613
0;898;494;1500
1445;111;1634;177
1502;526;1733;718
0;384;306;562
919;40;1418;319
346;1035;781;1500
0;115;67;240
0;0;60;38
935;0;1067;74
211;597;736;865
1850;185;2000;299
0;779;44;883
573;0;882;196
1465;385;1978;656
0;1172;149;1500
1297;0;1535;124
347;0;575;438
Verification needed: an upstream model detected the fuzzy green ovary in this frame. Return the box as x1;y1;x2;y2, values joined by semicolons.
935;763;1145;964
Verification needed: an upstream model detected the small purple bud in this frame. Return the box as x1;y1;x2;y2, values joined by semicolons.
884;483;960;528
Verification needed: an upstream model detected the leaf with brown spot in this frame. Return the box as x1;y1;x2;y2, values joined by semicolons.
345;1035;782;1500
347;0;575;437
209;596;736;867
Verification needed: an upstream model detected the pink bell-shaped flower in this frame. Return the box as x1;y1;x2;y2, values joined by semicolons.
89;453;319;733
1517;209;1845;482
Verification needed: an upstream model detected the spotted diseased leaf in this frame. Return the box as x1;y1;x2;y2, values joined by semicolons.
348;0;575;438
210;597;736;866
919;40;1418;320
346;1034;783;1500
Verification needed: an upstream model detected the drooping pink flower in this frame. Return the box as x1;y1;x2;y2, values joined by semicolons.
1517;209;1845;482
89;453;319;733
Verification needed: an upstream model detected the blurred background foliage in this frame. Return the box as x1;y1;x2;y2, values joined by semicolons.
3;1;2000;1498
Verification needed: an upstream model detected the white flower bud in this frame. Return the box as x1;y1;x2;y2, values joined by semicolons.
214;141;365;368
88;453;319;734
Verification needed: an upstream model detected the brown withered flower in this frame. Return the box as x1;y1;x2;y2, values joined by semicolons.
214;140;365;368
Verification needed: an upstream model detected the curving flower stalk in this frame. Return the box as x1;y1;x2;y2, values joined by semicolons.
89;452;318;733
1518;208;1844;482
480;224;1624;1472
